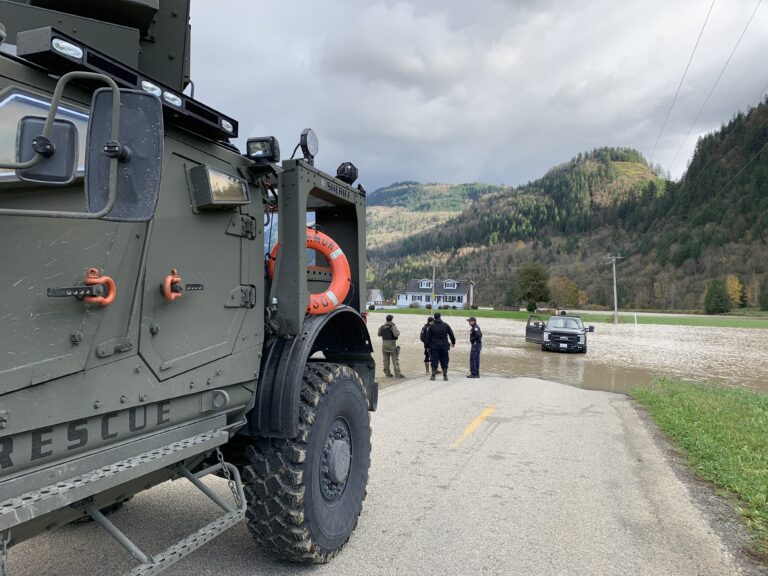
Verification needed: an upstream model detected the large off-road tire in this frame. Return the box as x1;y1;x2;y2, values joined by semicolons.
243;363;371;563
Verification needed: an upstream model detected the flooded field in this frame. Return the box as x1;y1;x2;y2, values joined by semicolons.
371;313;768;394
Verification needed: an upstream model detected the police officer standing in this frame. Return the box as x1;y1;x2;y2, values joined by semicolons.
466;316;482;378
425;312;455;381
378;314;404;378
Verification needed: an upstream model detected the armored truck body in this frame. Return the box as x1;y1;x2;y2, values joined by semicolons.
0;2;376;573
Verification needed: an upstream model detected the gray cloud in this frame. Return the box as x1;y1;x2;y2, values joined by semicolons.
191;0;768;190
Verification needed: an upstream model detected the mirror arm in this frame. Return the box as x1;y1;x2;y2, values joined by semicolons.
0;71;121;219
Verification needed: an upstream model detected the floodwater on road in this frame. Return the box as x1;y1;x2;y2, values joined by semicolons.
371;313;768;394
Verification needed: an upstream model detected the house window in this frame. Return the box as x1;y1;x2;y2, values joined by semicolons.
419;280;432;289
443;280;457;290
425;295;431;302
457;296;463;303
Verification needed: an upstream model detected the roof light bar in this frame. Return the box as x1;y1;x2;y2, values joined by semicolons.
16;27;239;141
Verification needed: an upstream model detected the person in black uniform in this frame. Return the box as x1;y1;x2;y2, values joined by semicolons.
425;312;455;381
466;316;482;378
420;316;434;375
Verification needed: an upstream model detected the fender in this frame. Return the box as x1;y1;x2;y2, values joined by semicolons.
247;306;376;439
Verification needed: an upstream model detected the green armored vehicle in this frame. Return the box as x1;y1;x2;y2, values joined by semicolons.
0;1;377;573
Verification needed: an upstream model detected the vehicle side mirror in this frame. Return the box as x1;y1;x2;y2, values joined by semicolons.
85;88;163;222
16;116;78;185
589;325;595;332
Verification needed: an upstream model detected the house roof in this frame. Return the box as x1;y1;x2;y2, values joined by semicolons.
367;289;384;301
403;278;470;295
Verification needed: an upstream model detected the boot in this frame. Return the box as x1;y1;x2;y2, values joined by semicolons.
443;369;448;381
430;371;436;381
425;362;430;375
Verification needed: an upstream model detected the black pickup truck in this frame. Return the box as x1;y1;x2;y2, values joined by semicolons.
525;314;595;353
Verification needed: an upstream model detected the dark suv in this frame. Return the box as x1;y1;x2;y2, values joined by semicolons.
525;314;594;353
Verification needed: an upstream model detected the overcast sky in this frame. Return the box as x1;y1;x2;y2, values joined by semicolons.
190;0;768;191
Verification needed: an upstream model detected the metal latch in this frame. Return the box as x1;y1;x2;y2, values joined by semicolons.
48;285;104;298
226;215;258;240
240;285;256;308
225;285;256;308
47;268;116;307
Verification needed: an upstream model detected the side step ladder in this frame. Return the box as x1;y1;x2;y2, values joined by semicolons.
0;431;246;576
87;459;246;576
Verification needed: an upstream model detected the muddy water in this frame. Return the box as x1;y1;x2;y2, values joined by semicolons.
371;313;768;394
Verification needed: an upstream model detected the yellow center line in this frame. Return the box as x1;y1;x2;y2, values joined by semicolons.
451;405;497;449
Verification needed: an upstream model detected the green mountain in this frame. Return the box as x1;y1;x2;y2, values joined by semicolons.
368;103;768;310
367;181;504;211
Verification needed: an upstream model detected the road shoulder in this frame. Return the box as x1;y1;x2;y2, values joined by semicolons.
630;399;767;576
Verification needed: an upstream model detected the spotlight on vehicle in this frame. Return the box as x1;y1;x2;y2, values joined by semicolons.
246;136;280;164
300;128;318;165
336;162;358;185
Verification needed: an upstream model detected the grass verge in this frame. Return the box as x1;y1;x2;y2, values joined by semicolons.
631;378;768;557
369;308;768;329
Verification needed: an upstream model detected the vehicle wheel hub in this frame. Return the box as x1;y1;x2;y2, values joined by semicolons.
320;419;351;501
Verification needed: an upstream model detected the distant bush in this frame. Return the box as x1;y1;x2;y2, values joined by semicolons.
409;302;422;308
451;305;457;309
704;280;731;314
471;304;479;310
425;303;432;309
368;304;375;311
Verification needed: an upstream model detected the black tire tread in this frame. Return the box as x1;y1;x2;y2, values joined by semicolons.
242;363;370;563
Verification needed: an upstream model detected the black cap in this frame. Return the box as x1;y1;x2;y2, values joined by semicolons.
467;316;477;322
386;314;393;321
427;316;434;322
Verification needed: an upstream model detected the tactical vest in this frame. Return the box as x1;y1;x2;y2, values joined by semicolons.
380;324;397;341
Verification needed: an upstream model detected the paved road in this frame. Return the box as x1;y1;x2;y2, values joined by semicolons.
8;376;754;575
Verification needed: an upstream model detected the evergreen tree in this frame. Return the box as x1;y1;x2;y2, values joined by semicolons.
739;283;748;308
704;280;731;314
516;262;550;311
759;280;768;311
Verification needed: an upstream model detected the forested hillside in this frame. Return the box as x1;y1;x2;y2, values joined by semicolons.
367;100;768;310
368;182;504;211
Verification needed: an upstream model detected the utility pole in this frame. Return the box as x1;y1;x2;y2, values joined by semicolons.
605;254;625;324
431;263;436;308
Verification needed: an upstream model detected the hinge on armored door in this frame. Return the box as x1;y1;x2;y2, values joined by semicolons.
226;215;257;240
225;285;257;308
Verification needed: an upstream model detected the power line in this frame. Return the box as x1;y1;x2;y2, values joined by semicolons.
667;0;763;173
649;0;716;163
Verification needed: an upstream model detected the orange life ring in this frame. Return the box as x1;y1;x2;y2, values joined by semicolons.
268;229;351;315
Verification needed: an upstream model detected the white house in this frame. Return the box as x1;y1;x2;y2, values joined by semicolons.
366;289;385;307
396;278;474;308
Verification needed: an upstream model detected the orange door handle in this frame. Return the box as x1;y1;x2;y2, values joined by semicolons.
162;268;183;302
83;268;116;306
